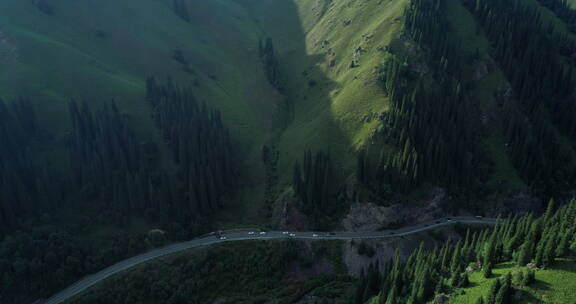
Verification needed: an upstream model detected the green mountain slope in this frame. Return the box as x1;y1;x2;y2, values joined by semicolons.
0;0;411;172
0;0;415;227
448;259;576;304
0;0;279;156
2;0;576;210
235;0;406;173
3;0;576;302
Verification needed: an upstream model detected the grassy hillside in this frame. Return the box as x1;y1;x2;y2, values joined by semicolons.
236;0;407;176
449;258;576;303
8;0;569;200
0;0;410;179
0;0;416;226
0;0;289;225
2;0;576;218
0;0;278;160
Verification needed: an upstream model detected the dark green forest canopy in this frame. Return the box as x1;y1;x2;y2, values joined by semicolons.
362;0;576;200
0;79;237;303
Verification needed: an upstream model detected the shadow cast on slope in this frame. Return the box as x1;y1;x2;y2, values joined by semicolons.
235;0;352;178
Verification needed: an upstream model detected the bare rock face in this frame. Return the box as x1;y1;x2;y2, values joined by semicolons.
342;188;446;232
351;47;362;68
278;191;310;231
342;203;397;232
434;294;449;304
474;61;489;80
502;191;540;214
0;29;18;66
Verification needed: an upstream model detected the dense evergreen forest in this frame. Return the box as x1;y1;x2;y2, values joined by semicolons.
365;0;490;199
66;240;351;304
292;150;342;229
537;0;576;32
146;77;236;221
353;0;576;203
0;79;236;303
461;0;576;198
353;200;576;304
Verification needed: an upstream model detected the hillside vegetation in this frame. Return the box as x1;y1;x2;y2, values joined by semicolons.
68;240;352;304
357;199;576;304
2;0;576;303
449;258;576;304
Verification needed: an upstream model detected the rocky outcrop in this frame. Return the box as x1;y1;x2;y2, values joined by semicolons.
342;188;446;232
351;47;362;68
0;29;18;66
474;61;489;80
278;190;310;231
342;203;397;232
434;294;450;304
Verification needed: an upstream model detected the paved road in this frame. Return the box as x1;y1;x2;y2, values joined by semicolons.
40;216;496;304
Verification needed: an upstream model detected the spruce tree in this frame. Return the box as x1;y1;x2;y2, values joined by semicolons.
485;278;501;304
495;273;512;304
517;241;533;267
483;261;493;278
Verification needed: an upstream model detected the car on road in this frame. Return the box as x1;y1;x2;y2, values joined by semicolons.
289;233;296;237
248;231;255;235
220;236;227;240
312;234;319;237
259;232;266;235
475;215;483;218
446;219;453;222
282;231;289;234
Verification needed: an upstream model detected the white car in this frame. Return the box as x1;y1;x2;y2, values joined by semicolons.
312;234;319;237
282;231;289;235
220;236;227;240
248;232;255;235
259;232;266;235
289;233;296;237
475;216;483;218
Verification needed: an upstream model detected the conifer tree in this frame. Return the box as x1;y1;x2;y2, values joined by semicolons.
485;278;501;304
495;273;512;304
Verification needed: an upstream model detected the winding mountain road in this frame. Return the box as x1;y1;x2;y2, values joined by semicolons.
40;216;496;304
